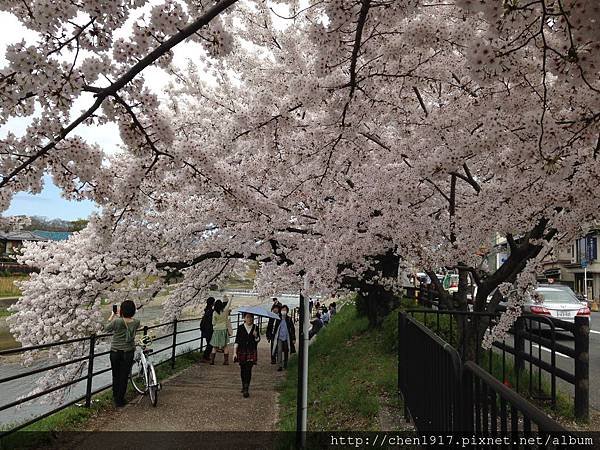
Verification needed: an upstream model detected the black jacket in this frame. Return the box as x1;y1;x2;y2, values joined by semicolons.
200;306;213;334
273;316;296;353
235;323;261;351
266;317;278;340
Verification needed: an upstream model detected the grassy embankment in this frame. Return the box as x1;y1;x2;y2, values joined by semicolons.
0;275;24;298
277;303;402;431
0;351;203;450
277;297;580;435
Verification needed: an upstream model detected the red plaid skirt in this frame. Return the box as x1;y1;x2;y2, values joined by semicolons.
236;347;258;364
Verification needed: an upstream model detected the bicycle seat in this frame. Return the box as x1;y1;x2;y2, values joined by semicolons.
143;348;154;355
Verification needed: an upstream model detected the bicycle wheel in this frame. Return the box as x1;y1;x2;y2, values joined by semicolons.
148;364;158;407
130;358;148;394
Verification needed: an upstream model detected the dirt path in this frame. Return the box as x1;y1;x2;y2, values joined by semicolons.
53;340;285;449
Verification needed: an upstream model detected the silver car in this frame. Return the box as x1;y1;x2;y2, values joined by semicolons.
523;284;591;324
492;284;591;326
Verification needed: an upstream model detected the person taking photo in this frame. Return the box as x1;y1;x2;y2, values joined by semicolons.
105;300;140;408
209;298;232;365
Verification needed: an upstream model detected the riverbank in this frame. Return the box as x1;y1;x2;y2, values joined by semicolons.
277;304;407;432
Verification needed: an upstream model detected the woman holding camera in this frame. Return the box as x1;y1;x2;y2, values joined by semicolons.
209;298;233;365
105;300;140;407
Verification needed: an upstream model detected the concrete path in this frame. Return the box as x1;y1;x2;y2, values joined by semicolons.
53;340;286;449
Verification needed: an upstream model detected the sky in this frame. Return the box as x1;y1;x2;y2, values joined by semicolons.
0;6;204;221
3;175;98;221
0;3;293;221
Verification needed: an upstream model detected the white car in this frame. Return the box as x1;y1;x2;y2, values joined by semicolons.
494;284;591;325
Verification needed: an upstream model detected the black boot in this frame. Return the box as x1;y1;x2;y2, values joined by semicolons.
243;384;249;398
210;353;215;365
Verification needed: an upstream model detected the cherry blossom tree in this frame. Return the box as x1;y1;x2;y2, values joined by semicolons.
2;0;600;399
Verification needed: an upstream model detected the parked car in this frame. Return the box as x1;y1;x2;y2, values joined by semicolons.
444;274;459;293
493;284;591;325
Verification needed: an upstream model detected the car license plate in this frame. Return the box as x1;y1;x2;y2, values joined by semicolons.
557;311;571;318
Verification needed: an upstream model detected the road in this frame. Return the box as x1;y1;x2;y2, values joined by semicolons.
496;311;600;411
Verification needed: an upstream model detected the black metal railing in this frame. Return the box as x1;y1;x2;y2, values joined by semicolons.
398;311;567;435
463;361;566;435
403;306;589;420
398;312;462;431
0;312;266;438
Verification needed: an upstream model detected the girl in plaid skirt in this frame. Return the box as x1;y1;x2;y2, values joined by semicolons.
233;313;261;398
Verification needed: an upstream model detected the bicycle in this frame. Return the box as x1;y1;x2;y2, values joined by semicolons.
130;334;161;406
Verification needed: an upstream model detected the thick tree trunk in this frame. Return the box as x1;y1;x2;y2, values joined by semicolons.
341;249;401;327
358;284;399;327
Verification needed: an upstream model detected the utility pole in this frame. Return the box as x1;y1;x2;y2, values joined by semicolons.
584;265;588;300
296;275;309;448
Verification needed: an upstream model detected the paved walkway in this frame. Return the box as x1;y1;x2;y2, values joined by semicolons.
53;341;286;449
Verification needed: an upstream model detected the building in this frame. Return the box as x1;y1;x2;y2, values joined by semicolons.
0;230;72;258
483;231;599;302
541;233;599;302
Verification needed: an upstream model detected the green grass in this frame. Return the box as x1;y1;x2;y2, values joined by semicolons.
277;304;400;432
0;276;25;298
0;309;12;317
0;350;203;449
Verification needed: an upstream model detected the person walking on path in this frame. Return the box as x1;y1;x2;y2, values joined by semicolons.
271;297;282;310
266;303;280;364
233;313;261;398
200;297;215;363
321;306;330;325
209;299;232;365
272;305;295;371
104;300;140;407
309;312;324;339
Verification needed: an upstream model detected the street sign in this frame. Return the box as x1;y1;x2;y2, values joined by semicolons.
586;235;597;261
581;258;588;268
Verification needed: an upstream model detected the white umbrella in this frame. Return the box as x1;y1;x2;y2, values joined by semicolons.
235;305;280;320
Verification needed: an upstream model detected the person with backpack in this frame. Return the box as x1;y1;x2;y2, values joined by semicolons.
209;299;232;365
272;304;296;371
104;300;140;407
200;297;215;363
233;312;261;398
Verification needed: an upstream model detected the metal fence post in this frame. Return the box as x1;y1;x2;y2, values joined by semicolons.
574;315;589;420
461;366;474;432
171;319;178;369
398;312;410;422
514;317;525;376
85;334;96;407
199;320;204;351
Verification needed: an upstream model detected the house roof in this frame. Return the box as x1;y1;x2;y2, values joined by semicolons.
32;230;72;241
0;230;72;242
0;231;47;241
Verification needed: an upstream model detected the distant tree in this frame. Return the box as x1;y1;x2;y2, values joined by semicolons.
23;216;72;232
69;219;89;232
